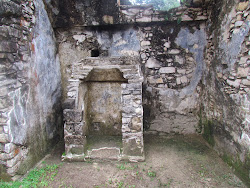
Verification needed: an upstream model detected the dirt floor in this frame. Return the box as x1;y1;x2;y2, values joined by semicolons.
39;135;246;188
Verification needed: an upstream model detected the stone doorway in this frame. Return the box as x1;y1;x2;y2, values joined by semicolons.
63;57;144;162
85;69;127;136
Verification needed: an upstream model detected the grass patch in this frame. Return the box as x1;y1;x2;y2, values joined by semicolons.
147;170;156;177
222;154;250;187
0;164;60;188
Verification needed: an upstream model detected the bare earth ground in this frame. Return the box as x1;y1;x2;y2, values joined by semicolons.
39;135;246;188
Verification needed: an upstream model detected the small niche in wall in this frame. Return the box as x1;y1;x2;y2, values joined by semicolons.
91;49;100;57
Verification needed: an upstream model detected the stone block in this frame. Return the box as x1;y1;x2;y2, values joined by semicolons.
177;69;186;74
62;99;75;109
196;15;208;20
0;1;22;16
0;41;17;53
121;90;131;95
4;143;16;154
0;133;8;143
67;145;85;155
147;77;164;84
180;76;188;84
164;42;171;48
141;41;150;46
88;148;120;159
237;2;249;11
145;58;161;68
235;21;244;27
152;16;165;22
133;90;141;95
159;67;175;74
64;123;84;136
130;117;142;132
0;87;9;97
242;79;250;86
227;79;241;88
239;56;249;65
7;160;21;176
63;109;82;123
0;152;15;161
102;15;114;24
135;107;143;116
193;0;203;6
122;106;135;114
0;143;4;152
176;77;181;85
175;56;184;64
136;16;151;22
0;27;8;38
237;67;249;78
123;136;143;156
126;83;141;90
65;135;86;145
122;117;131;124
140;53;147;60
168;49;180;54
6;152;21;168
180;14;192;21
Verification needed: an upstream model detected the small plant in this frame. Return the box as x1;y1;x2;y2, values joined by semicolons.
117;181;124;188
177;13;184;24
147;170;156;177
198;164;207;178
108;178;112;184
85;159;93;163
167;179;173;187
117;164;126;170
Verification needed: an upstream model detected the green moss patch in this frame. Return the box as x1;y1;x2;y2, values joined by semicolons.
222;154;250;187
202;120;215;147
0;163;60;188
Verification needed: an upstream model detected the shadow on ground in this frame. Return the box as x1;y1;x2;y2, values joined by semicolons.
41;135;246;188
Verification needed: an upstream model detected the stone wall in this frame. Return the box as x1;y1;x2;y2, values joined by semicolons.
0;0;62;178
52;0;209;27
202;0;250;184
56;26;141;100
139;23;207;134
120;4;208;23
0;0;249;183
57;18;208;136
63;57;144;162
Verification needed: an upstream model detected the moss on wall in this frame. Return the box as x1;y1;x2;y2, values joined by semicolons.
222;153;250;187
0;165;11;182
202;120;215;147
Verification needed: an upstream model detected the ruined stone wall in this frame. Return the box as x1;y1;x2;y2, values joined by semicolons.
139;22;207;134
202;0;250;184
57;6;208;136
0;0;62;178
57;25;141;101
52;0;209;27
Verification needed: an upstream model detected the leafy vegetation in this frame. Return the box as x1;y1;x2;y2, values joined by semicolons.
0;164;59;188
129;0;182;10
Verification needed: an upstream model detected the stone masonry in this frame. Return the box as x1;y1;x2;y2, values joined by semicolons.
0;0;62;178
201;0;250;182
63;57;144;162
0;0;249;184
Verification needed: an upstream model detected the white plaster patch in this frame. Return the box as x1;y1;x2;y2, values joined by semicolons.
73;35;86;43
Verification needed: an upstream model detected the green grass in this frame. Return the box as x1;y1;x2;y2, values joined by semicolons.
0;164;60;188
117;164;126;170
